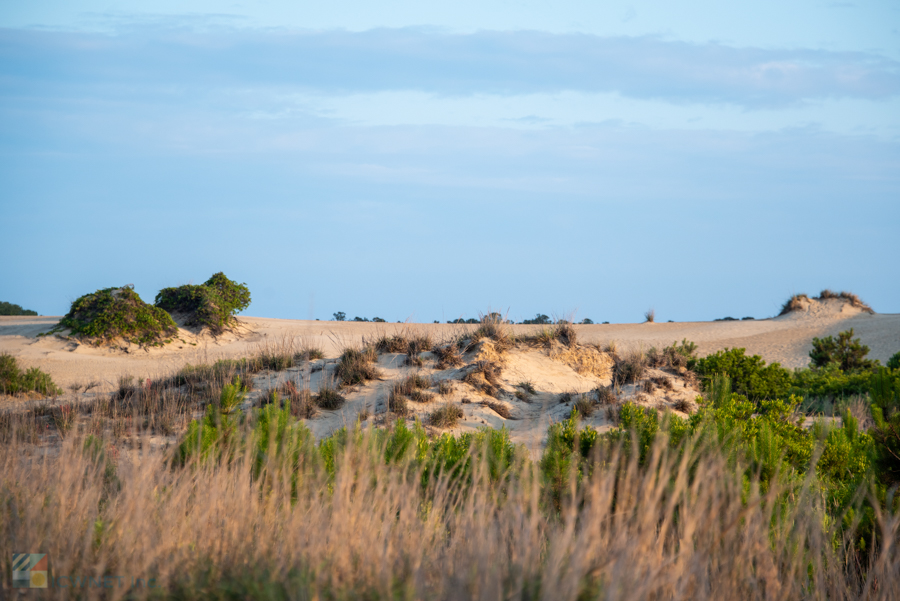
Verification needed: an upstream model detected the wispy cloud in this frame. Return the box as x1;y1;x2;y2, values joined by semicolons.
2;27;899;108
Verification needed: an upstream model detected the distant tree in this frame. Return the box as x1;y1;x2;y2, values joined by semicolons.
372;317;386;323
353;316;369;322
810;329;876;371
522;314;551;325
0;302;37;316
580;318;594;324
333;312;346;322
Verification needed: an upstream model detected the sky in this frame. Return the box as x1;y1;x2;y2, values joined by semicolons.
1;1;898;324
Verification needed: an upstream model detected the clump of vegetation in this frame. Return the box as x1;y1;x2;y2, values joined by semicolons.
613;350;647;385
463;360;504;398
0;301;37;316
315;386;346;410
334;346;380;388
436;380;453;395
55;285;178;347
691;347;791;401
428;403;463;428
521;313;551;325
816;289;874;313
155;272;251;334
390;374;434;408
779;293;810;316
433;342;464;369
595;385;616;405
647;339;697;370
888;352;900;371
470;313;512;350
644;309;655;323
572;395;595;418
281;381;317;419
0;353;62;397
483;400;511;418
809;328;876;371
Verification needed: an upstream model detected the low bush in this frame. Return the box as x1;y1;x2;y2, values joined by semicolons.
572;395;594;418
155;272;251;334
0;353;62;397
889;351;900;371
56;285;178;346
691;347;791;401
0;301;37;316
809;328;876;371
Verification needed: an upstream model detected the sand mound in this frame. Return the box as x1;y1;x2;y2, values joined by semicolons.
776;295;873;321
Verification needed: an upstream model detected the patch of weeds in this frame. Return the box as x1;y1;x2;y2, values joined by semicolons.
641;380;655;394
644;309;655;323
429;403;463;428
433;343;463;369
390;374;434;407
483;400;511;418
672;398;694;413
595;386;616;405
282;381;317;419
779;293;810;316
652;376;674;391
437;380;453;395
155;272;251;334
335;346;380;387
816;290;874;313
315;386;346;410
573;395;595;418
647;340;697;371
517;380;536;395
555;322;577;346
54;285;178;347
470;313;512;350
463;360;503;398
51;404;77;437
614;350;647;385
374;334;409;354
558;392;574;404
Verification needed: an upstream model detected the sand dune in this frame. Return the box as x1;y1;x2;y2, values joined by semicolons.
2;298;896;391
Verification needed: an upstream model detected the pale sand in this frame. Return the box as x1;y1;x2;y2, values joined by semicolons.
2;298;897;450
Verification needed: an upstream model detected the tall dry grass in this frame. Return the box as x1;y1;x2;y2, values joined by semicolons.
1;428;898;600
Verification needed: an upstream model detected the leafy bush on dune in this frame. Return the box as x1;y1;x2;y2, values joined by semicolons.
0;353;62;397
155;272;251;334
0;301;37;316
691;347;791;401
810;328;877;371
56;285;178;346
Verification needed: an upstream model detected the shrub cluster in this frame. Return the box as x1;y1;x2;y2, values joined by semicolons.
155;272;251;334
0;353;62;396
691;347;791;401
809;328;876;371
56;285;178;347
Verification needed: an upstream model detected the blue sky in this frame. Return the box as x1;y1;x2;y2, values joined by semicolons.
1;1;898;323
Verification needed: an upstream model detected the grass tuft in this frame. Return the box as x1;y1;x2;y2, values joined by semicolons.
428;403;463;428
335;346;380;388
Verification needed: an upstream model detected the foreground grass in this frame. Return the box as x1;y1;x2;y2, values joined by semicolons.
2;415;898;600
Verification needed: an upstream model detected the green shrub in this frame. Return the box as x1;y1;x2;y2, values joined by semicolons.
0;353;62;396
0;301;37;316
809;329;876;371
56;285;177;346
691;347;791;401
155;273;250;334
790;364;875;399
870;368;900;488
887;352;900;371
